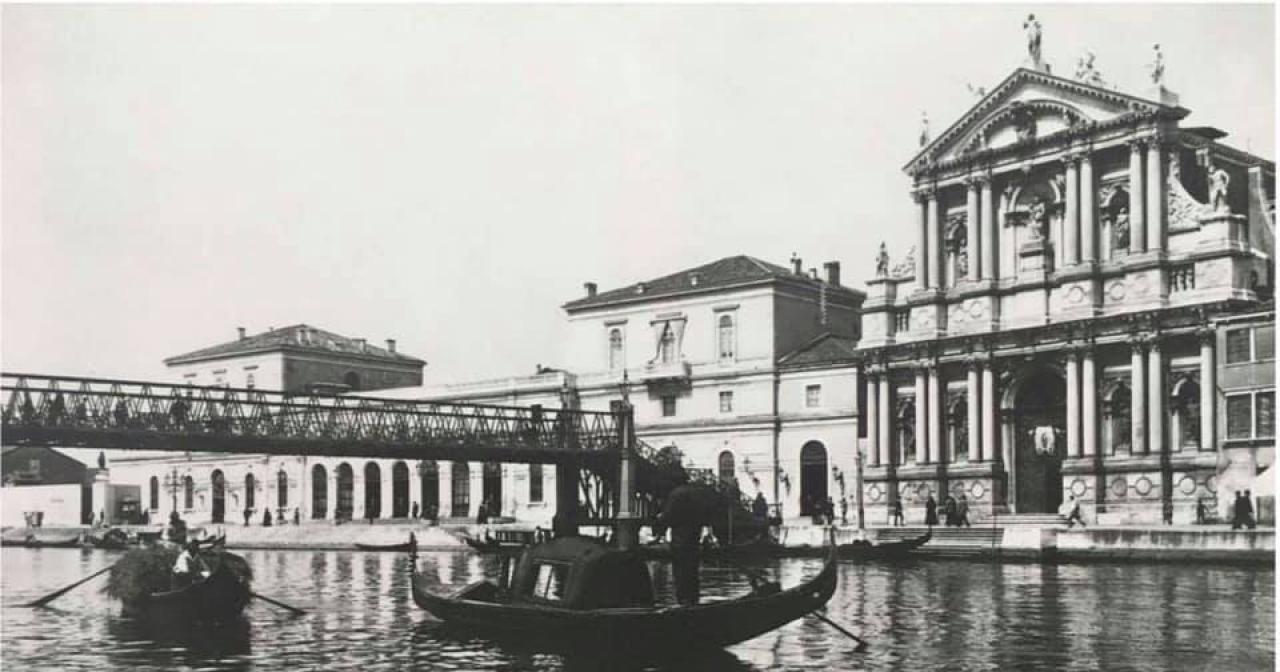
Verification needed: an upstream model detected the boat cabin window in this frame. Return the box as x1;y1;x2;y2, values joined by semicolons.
532;562;571;602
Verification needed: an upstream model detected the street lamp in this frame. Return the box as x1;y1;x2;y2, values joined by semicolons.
163;468;182;513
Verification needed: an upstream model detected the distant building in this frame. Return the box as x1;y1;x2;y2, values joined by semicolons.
1;446;104;527
1215;309;1275;522
164;324;425;393
109;325;428;527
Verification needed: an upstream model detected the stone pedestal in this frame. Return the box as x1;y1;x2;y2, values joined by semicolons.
1198;213;1248;249
1019;238;1052;274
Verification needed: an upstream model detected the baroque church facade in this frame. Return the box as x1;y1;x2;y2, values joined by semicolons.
849;49;1274;524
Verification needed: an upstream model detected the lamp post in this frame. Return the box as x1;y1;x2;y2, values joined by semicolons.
163;468;181;513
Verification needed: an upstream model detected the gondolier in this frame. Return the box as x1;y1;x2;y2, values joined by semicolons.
652;483;717;606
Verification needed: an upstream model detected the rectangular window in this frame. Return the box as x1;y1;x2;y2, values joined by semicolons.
894;310;911;332
805;385;822;408
1225;329;1252;364
661;395;677;417
1257;391;1275;438
1226;394;1253;439
532;562;570;601
719;391;733;413
1256;326;1275;362
529;464;543;503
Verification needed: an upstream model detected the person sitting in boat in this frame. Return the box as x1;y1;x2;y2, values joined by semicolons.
166;511;188;545
171;541;209;589
752;492;768;525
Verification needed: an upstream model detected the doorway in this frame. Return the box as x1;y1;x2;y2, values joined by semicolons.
800;441;828;518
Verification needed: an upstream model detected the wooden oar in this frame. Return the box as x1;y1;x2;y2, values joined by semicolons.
813;608;868;652
24;564;115;608
250;591;306;616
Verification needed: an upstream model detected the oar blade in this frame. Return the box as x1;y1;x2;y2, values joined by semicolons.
24;564;115;608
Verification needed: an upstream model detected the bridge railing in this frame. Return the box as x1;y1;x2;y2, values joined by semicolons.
1;373;622;458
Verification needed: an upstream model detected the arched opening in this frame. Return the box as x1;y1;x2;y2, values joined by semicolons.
149;476;159;511
452;462;471;518
335;463;354;521
245;473;256;511
277;469;289;510
1103;382;1132;455
364;462;382;519
344;372;361;391
948;395;969;463
183;475;194;511
419;461;439;518
718;450;735;486
312;464;328;519
1101;187;1131;260
482;462;502;519
1005;367;1067;514
392;461;410;518
945;218;968;288
896;398;917;465
799;441;828;518
211;470;226;523
1170;375;1201;452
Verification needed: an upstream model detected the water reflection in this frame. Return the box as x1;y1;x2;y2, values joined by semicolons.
1;548;1273;671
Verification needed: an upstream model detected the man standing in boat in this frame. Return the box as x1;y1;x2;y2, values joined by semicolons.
652;482;717;606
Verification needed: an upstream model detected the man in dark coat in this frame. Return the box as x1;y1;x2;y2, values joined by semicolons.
925;494;939;527
653;483;717;606
1243;490;1257;529
1232;491;1245;530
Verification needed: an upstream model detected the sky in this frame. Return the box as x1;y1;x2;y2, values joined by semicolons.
3;4;1275;386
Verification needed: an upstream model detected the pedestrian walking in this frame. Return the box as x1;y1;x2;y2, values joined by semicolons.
1232;491;1245;530
891;499;904;527
925;494;938;527
411;502;420;520
957;493;972;527
1062;496;1086;528
243;507;252;527
840;497;849;525
1243;490;1257;529
944;495;957;527
262;508;273;527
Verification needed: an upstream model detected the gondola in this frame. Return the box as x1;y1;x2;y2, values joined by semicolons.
462;537;527;555
410;534;838;654
355;534;418;553
122;557;252;624
24;534;84;548
837;529;931;560
88;529;131;550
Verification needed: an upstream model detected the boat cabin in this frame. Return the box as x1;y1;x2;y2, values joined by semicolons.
503;537;655;610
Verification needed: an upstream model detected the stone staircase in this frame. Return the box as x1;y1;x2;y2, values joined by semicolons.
874;526;1005;557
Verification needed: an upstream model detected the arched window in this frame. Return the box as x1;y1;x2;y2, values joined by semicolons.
718;315;735;362
336;463;354;520
344;372;361;391
718;451;735;485
277;469;289;509
245;473;256;510
183;475;194;510
452;462;471;518
1171;375;1201;451
608;329;624;370
312;464;328;519
1103;383;1132;455
149;476;159;510
529;464;543;503
364;462;382;519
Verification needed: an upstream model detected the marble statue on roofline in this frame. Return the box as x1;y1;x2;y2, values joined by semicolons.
1023;14;1043;64
918;112;930;148
891;246;916;279
1149;44;1166;86
875;243;890;278
1075;51;1105;87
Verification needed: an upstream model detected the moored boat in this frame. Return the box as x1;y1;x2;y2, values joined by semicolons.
410;534;837;654
355;533;417;553
88;529;131;550
24;534;83;548
837;529;931;560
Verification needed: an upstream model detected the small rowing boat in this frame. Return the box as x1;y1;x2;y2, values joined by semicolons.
355;533;417;553
837;529;931;560
122;555;252;624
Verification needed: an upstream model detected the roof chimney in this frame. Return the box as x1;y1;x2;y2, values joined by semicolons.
584;282;598;298
809;267;819;280
237;327;246;340
689;272;701;287
635;282;647;295
386;339;397;353
823;261;841;286
297;327;307;344
355;338;367;353
790;253;802;275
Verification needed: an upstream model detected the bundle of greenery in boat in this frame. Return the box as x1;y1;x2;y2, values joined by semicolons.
104;545;252;607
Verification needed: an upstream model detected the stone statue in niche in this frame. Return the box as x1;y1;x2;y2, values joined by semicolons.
1027;197;1049;241
1114;207;1131;252
1023;14;1043;64
956;245;969;277
875;242;890;277
1209;163;1231;213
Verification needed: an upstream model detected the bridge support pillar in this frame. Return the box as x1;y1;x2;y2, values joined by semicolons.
614;404;640;551
554;463;580;537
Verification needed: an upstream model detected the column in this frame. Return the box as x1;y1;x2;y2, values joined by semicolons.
1129;139;1147;254
438;460;453;519
1146;138;1165;253
980;176;996;280
352;473;365;521
927;367;942;465
878;373;892;467
1199;332;1216;452
409;463;423;518
1148;340;1165;456
966;363;980;462
1064;156;1080;266
1082;349;1098;457
914;368;928;465
981;362;996;463
926;189;941;290
915;191;929;288
1066;349;1081;458
866;374;880;467
1080;153;1096;262
470;461;484;519
1131;343;1147;455
381;462;394;519
966;180;981;281
327;467;339;520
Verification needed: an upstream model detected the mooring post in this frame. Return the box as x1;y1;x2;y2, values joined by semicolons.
615;402;640;550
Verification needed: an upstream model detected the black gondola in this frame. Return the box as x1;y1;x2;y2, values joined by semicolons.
410;534;837;654
355;533;417;553
836;529;932;560
88;529;131;550
23;534;83;548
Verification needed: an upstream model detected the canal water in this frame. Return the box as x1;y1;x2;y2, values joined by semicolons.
1;547;1273;671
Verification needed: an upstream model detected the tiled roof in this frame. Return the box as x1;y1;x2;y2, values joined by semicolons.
563;255;857;311
164;324;425;365
779;333;861;367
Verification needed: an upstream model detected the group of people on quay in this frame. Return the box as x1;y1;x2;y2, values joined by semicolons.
886;493;974;528
1230;491;1259;530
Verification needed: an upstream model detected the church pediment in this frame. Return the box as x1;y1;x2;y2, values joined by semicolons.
907;68;1186;175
